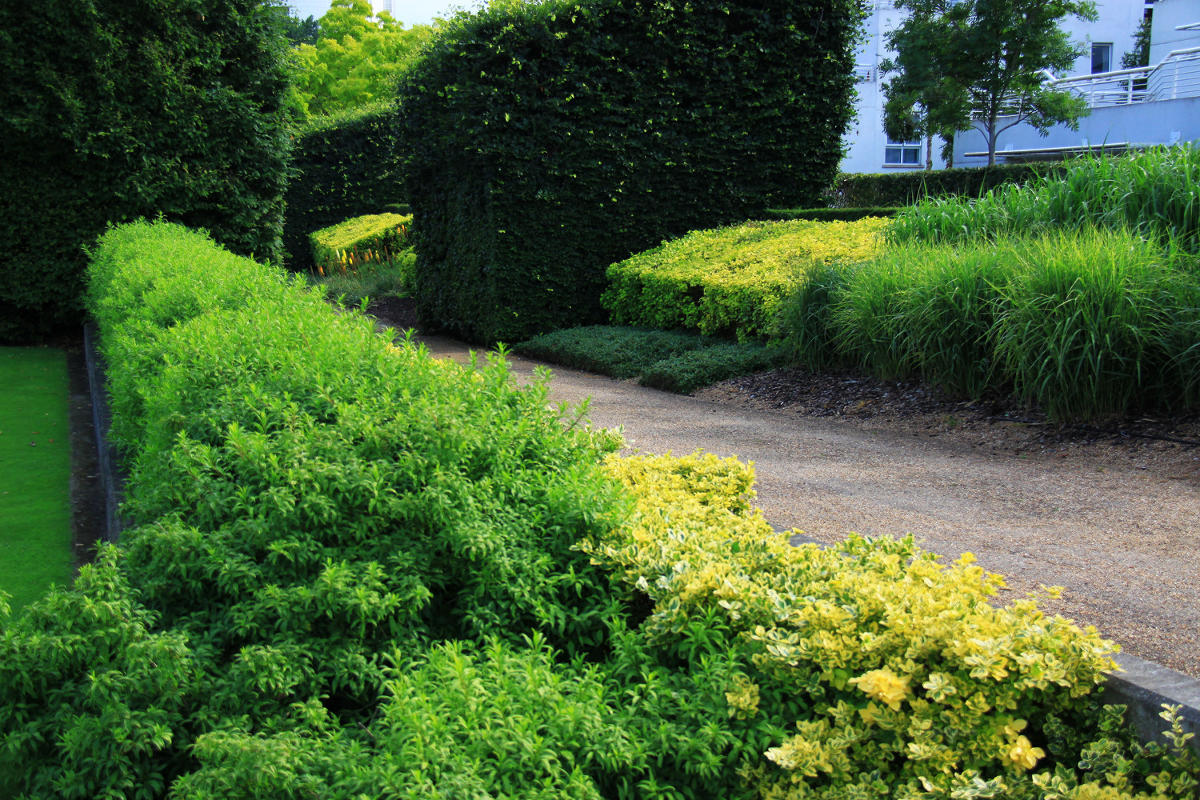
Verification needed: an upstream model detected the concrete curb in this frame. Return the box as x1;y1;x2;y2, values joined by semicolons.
82;324;126;543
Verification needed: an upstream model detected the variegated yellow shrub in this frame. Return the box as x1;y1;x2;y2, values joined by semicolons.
592;453;1196;800
602;217;889;341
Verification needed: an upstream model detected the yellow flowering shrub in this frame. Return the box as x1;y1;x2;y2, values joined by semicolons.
602;217;889;341
592;452;1197;800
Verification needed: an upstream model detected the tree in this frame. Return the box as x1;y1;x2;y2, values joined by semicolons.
287;0;438;119
882;0;1097;167
1120;14;1152;69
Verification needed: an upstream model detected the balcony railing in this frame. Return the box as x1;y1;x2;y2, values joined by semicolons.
1048;46;1200;108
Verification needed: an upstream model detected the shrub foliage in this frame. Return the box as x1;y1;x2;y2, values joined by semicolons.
0;0;291;342
396;0;863;343
828;162;1067;209
2;221;1195;796
604;218;888;341
283;105;407;270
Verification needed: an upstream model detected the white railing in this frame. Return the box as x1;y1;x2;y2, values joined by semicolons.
1048;46;1200;108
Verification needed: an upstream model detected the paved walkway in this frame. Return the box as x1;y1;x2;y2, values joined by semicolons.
416;334;1200;678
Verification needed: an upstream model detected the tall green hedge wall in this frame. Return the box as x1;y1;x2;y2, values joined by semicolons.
283;104;406;270
827;162;1071;208
0;0;291;342
397;0;862;343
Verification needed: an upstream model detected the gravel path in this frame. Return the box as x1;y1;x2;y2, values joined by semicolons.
415;333;1200;679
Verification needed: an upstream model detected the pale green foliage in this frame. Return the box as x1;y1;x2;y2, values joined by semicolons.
288;0;438;120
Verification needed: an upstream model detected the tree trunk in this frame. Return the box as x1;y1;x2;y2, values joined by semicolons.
987;115;999;167
926;134;933;170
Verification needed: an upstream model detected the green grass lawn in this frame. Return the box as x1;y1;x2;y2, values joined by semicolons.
0;347;73;613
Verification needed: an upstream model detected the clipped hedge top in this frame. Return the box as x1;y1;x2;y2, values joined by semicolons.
604;217;889;339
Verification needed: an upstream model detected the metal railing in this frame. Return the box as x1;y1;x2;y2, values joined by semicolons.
1048;46;1200;108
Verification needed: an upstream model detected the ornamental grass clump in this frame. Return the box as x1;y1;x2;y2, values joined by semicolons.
992;229;1200;420
603;217;889;341
777;227;1200;419
889;145;1200;252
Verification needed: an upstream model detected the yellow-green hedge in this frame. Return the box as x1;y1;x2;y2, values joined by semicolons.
309;213;412;275
588;453;1191;800
602;218;889;341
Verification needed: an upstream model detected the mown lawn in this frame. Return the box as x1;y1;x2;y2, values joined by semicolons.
0;347;72;613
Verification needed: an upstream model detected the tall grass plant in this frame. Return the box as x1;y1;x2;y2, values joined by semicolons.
889;145;1200;251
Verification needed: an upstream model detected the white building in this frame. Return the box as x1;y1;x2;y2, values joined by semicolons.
840;0;1183;174
953;0;1200;166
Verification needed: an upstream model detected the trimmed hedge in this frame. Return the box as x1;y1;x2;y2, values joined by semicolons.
604;218;889;341
0;0;291;342
309;213;412;272
828;162;1068;209
283;104;406;270
397;0;862;343
762;207;901;222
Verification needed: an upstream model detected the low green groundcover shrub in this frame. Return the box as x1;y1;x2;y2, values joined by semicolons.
516;325;786;393
776;227;1200;420
604;218;889;342
1;220;1195;797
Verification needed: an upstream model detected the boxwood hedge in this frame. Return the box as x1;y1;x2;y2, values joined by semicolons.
396;0;862;343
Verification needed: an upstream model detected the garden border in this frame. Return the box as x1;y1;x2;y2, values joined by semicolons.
80;324;1200;756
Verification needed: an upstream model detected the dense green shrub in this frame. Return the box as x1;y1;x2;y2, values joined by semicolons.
828;161;1066;208
516;325;785;393
604;218;888;341
889;145;1200;251
761;207;901;222
777;228;1200;419
0;220;630;795
0;0;291;342
397;0;863;343
638;344;786;394
283;105;406;270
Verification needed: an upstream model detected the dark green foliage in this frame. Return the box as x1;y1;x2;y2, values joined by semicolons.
397;0;862;343
761;207;901;222
638;344;787;394
516;325;783;393
828;162;1067;208
517;325;716;380
0;0;291;342
283;105;407;269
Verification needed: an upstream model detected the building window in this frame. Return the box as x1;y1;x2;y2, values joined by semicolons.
1092;42;1113;74
884;137;921;166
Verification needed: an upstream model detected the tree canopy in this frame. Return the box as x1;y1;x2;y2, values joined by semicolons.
287;0;439;120
881;0;1097;166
